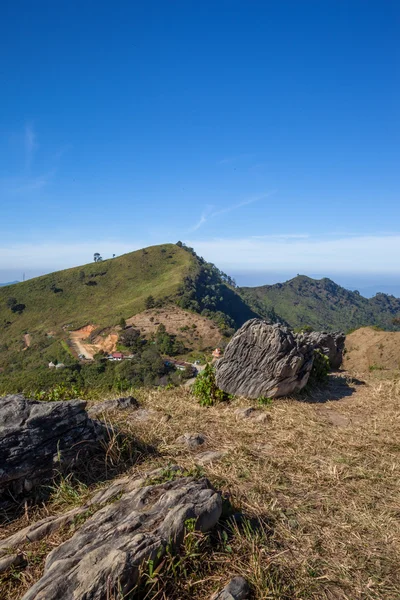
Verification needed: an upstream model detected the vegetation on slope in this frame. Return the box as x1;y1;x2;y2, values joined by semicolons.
3;372;400;599
240;274;400;332
0;243;257;393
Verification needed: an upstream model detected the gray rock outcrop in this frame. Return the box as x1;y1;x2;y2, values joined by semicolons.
211;576;250;599
296;331;345;369
0;394;106;499
88;395;139;417
215;320;314;399
22;473;222;600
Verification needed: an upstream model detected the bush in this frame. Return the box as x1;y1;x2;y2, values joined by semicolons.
307;350;330;388
192;363;231;406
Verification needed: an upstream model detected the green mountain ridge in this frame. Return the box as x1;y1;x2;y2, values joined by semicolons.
1;243;400;393
239;274;400;331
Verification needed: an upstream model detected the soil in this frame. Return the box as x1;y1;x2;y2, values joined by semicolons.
344;326;400;373
126;305;223;351
69;325;98;360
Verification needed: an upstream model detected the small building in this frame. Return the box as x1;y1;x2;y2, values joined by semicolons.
55;363;65;369
110;352;124;361
212;348;221;359
48;361;55;369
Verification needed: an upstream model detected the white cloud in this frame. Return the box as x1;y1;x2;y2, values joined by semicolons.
189;192;276;232
0;241;142;273
25;123;37;170
186;234;400;274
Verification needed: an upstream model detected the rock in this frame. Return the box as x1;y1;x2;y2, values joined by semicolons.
234;407;256;419
211;576;250;599
22;474;222;600
216;320;314;399
0;552;25;574
88;395;139;417
296;331;345;369
196;450;226;465
0;394;107;500
176;432;206;449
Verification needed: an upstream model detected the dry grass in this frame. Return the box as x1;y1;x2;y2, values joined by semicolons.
1;372;400;599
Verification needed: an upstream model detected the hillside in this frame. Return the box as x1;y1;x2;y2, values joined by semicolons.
0;243;257;389
344;326;400;373
239;275;400;332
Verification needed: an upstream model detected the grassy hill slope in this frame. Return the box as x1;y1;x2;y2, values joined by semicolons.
0;244;195;338
0;243;258;387
240;275;400;332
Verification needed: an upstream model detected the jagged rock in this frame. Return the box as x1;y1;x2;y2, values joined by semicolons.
176;432;206;449
211;576;250;599
0;394;107;499
216;320;314;399
296;331;346;369
22;474;222;600
88;395;139;417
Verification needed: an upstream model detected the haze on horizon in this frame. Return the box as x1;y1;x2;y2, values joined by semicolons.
1;1;399;296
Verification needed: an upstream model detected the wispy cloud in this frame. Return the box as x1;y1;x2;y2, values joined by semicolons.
251;233;310;240
25;123;38;170
186;234;400;274
0;240;141;274
189;192;276;232
12;171;55;194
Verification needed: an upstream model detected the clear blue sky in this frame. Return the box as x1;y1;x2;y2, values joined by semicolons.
1;1;399;296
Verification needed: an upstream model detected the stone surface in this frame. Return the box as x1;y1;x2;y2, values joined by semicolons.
211;576;250;600
296;331;345;369
176;432;206;449
234;407;256;419
216;320;314;399
196;450;226;465
88;395;139;417
0;394;106;499
22;474;222;600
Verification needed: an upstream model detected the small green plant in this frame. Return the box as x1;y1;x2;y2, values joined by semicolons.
34;383;85;402
369;364;384;372
306;350;330;388
192;363;232;406
144;464;204;486
258;396;273;406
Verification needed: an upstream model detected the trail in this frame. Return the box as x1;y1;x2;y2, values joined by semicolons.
69;326;97;360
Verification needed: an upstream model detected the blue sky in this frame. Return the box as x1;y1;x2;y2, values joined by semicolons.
0;0;399;296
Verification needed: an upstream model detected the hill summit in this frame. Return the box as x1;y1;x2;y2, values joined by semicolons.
239;274;400;331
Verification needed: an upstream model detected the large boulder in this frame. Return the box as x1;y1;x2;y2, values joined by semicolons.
0;394;106;499
22;471;222;600
296;331;345;369
215;320;314;399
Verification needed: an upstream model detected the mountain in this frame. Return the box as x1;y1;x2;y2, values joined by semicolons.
0;244;257;385
0;281;19;287
239;275;400;332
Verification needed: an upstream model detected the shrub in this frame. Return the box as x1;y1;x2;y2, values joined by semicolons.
192;363;231;406
307;350;330;388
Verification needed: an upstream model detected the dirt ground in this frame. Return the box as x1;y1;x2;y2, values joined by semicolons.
126;305;223;350
344;326;400;373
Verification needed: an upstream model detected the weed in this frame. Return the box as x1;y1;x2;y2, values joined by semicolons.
258;396;273;406
191;363;232;406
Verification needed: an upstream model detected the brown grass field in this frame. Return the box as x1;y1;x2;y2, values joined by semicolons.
1;369;400;599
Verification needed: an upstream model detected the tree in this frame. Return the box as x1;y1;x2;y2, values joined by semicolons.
120;327;141;349
119;317;126;330
11;303;26;314
145;295;155;309
93;253;102;262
